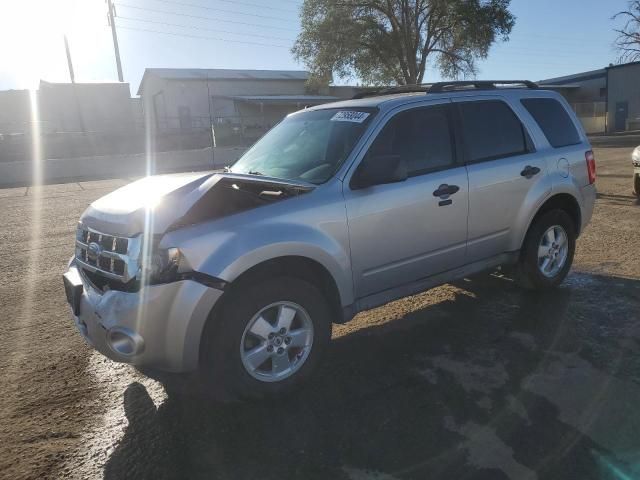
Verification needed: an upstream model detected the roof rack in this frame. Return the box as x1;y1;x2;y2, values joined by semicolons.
427;80;538;93
351;80;538;99
352;84;430;99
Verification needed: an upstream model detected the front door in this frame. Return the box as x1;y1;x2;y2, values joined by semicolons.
343;102;469;299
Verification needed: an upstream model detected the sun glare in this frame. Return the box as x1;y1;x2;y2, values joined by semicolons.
1;0;105;88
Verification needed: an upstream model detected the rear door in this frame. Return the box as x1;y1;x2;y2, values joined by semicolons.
520;96;591;187
453;96;551;262
343;101;469;298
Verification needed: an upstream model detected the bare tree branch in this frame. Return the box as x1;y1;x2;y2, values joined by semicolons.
613;1;640;62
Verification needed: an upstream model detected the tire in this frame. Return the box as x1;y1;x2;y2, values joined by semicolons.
634;173;640;198
516;209;576;290
200;276;332;401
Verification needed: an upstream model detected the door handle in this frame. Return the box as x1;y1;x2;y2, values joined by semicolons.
521;165;541;178
432;184;460;198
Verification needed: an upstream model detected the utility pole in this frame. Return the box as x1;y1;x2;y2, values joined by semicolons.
106;0;124;82
63;35;75;83
206;72;216;167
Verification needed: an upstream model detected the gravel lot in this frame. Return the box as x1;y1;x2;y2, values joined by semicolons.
1;137;639;480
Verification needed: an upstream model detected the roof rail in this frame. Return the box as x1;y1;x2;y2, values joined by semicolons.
426;80;538;93
352;84;430;99
352;80;538;99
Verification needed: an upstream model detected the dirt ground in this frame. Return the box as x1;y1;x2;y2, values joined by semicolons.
0;136;639;480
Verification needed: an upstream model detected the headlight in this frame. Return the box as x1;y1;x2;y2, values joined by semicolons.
140;247;186;284
632;146;640;166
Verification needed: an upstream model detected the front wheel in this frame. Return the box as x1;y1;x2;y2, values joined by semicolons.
633;173;640;198
516;209;576;290
200;277;332;401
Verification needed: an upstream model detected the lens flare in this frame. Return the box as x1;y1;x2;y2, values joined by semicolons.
10;90;44;381
134;94;160;332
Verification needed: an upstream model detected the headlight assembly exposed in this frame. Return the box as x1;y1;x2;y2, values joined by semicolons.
140;246;185;284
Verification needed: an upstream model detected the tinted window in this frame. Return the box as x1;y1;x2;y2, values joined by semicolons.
521;98;581;148
367;106;454;175
459;101;527;162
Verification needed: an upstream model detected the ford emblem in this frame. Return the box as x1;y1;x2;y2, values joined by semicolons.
87;241;103;261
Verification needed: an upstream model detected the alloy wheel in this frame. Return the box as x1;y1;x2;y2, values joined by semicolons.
240;301;314;382
537;225;569;278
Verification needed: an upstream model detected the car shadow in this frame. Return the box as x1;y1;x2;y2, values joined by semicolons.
104;272;640;480
596;192;640;206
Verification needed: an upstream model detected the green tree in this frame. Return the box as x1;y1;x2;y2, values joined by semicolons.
613;1;640;63
292;0;515;86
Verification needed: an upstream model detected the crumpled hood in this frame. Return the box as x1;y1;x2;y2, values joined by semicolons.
80;171;315;237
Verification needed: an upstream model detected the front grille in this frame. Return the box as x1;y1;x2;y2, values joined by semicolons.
75;224;140;284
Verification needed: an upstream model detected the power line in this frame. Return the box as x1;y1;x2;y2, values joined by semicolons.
115;3;298;31
126;0;292;22
117;24;291;48
148;0;299;14
118;15;295;41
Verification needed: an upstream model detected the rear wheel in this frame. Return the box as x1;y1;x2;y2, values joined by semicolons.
517;209;576;290
633;173;640;197
200;277;332;401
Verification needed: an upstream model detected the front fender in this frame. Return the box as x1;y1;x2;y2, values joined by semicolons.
209;224;353;306
161;188;354;306
219;231;353;305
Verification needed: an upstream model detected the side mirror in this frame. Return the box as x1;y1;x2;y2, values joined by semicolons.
351;154;408;189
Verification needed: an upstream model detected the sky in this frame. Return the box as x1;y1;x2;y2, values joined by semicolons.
0;0;632;95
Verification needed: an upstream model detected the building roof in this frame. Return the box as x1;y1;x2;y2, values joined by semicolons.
538;68;606;86
605;60;640;71
137;68;309;95
231;95;338;105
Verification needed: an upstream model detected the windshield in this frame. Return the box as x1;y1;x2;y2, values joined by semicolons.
230;108;376;184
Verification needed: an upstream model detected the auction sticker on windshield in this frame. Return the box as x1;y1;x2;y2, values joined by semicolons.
331;111;370;123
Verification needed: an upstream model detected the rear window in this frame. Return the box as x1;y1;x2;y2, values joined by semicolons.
458;100;528;163
521;98;581;148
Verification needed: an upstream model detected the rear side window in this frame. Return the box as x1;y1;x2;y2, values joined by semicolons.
458;100;528;163
521;98;581;148
367;106;455;175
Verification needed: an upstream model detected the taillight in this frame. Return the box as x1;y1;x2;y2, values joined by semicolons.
585;150;596;184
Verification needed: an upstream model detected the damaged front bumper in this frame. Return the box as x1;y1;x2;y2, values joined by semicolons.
64;262;223;372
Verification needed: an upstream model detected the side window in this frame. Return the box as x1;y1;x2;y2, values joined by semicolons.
367;106;455;176
521;98;581;148
458;100;528;163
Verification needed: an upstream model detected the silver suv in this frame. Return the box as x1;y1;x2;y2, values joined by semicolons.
63;81;597;399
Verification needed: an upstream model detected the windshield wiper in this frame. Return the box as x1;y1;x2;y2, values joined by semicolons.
247;170;264;176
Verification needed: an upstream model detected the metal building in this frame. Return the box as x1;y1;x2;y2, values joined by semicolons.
137;69;347;147
606;61;640;132
539;61;640;134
